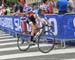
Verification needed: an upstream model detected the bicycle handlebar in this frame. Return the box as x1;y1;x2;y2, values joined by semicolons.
35;24;53;30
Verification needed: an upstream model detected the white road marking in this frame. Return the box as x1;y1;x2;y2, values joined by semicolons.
0;31;75;60
0;48;75;60
0;33;9;35
0;32;6;33
0;42;17;46
0;44;53;52
62;58;75;60
0;38;17;42
0;36;13;39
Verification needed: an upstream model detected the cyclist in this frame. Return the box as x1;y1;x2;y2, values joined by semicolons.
24;6;51;43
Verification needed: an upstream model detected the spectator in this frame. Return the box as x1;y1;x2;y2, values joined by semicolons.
0;6;2;15
56;0;67;14
51;0;56;7
41;0;50;14
48;0;54;14
14;1;24;16
4;5;11;16
33;3;39;14
19;0;25;5
67;0;74;13
11;2;17;16
0;3;7;16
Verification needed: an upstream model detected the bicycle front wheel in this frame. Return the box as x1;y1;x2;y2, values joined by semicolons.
17;34;30;51
38;31;55;53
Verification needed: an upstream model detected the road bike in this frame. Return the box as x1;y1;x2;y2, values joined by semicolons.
17;23;55;53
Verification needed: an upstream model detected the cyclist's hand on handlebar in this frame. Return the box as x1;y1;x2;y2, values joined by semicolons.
40;20;45;25
49;24;54;28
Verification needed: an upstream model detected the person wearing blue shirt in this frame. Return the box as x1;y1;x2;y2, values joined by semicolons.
33;3;39;14
56;0;68;14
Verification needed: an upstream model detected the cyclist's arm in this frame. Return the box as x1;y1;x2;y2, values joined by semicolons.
45;17;50;25
34;14;44;23
45;17;53;27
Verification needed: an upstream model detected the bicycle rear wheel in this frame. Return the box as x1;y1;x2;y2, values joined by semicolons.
38;30;55;53
17;34;30;51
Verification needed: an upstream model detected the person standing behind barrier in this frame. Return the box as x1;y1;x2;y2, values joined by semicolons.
11;2;17;16
0;6;3;15
56;0;67;14
33;3;39;14
67;0;74;13
5;6;11;16
13;1;24;16
41;0;50;14
48;0;54;14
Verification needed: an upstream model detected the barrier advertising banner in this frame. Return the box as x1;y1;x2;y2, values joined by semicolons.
0;14;75;39
0;16;21;35
46;14;75;39
62;14;75;39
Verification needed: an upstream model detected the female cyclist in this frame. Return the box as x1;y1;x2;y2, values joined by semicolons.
26;7;51;43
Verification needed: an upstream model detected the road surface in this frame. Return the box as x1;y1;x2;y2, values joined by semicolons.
0;30;75;60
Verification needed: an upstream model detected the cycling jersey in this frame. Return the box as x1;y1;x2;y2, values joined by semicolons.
23;5;36;24
28;15;36;24
25;11;36;24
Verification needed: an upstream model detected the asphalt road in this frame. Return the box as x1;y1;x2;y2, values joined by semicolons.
0;30;75;60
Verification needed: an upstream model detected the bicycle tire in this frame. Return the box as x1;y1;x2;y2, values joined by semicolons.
17;34;30;51
38;30;55;53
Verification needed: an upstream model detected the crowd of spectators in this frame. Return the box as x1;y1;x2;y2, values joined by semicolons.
0;0;74;16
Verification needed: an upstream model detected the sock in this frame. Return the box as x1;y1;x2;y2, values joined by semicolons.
30;36;34;41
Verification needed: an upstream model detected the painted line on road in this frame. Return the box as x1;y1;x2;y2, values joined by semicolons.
0;33;9;35
0;38;17;42
0;33;8;35
0;32;6;33
0;36;13;39
0;42;17;46
0;48;75;60
62;58;75;60
0;44;52;52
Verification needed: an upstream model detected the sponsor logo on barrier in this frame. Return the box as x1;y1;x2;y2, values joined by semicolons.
73;18;75;27
14;18;21;31
49;18;58;36
73;18;75;36
0;14;75;39
0;17;13;29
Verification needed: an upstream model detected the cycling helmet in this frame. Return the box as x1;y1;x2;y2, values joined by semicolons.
28;7;32;12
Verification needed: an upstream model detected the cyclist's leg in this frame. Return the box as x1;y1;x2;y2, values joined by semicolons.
30;23;40;42
29;22;36;42
34;23;40;34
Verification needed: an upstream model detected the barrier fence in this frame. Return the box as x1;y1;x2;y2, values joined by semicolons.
0;14;75;40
